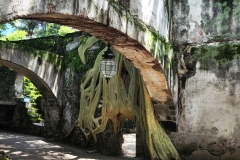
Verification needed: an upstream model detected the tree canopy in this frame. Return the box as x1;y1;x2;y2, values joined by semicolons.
0;19;76;40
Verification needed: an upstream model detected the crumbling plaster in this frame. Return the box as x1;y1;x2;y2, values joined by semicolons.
173;0;240;44
172;0;240;159
181;60;240;136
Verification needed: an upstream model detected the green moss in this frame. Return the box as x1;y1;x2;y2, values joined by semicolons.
0;32;85;71
64;39;105;74
108;0;170;43
192;43;240;68
10;41;62;69
204;1;240;37
148;30;172;69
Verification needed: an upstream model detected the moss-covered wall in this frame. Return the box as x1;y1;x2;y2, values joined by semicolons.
172;43;240;159
172;1;240;159
173;0;240;44
0;66;16;102
192;43;240;70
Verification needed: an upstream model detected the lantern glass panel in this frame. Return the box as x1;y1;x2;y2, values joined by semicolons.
99;58;117;79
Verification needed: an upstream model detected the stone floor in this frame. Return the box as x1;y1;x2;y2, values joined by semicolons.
122;133;136;158
0;130;144;160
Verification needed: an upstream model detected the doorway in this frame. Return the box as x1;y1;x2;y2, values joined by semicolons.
121;118;136;157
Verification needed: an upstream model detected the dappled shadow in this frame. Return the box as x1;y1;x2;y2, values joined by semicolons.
0;130;140;160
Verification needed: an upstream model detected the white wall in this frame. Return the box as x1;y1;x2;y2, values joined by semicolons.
130;0;169;40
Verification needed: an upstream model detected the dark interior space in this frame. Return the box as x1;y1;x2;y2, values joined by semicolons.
0;105;15;127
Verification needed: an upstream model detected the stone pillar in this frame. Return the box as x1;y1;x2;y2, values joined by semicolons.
153;102;177;132
14;73;24;98
43;98;61;138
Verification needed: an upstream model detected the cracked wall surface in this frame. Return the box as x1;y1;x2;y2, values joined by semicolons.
172;0;240;159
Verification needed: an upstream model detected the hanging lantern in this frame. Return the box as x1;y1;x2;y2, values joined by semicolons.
99;45;117;82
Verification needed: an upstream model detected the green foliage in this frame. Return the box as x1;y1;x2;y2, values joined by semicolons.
58;26;75;36
64;40;105;72
5;30;28;41
12;32;79;55
122;118;135;129
23;77;43;122
0;24;6;37
0;151;10;160
11;19;40;38
204;1;240;38
44;23;60;36
23;77;42;100
1;19;78;39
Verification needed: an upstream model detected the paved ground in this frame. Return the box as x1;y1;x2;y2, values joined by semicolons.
122;134;136;158
0;130;144;160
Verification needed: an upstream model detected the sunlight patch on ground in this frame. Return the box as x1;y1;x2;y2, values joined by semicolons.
11;151;22;155
122;133;136;157
62;153;78;159
0;144;14;148
78;158;97;160
0;150;10;153
25;140;62;148
0;131;140;160
0;134;23;139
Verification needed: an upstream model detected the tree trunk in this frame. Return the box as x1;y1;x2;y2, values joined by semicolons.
63;36;180;159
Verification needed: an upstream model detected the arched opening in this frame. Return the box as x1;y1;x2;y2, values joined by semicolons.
121;118;136;157
0;2;178;156
0;65;46;136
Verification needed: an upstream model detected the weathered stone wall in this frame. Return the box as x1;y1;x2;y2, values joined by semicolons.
61;69;81;136
173;0;240;44
129;0;170;40
0;36;78;138
0;99;42;135
172;0;240;159
12;100;42;135
170;44;240;159
0;66;16;103
0;41;63;104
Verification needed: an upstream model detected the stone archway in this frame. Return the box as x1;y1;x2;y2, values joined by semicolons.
0;1;179;159
0;0;173;106
0;41;62;102
0;41;63;134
